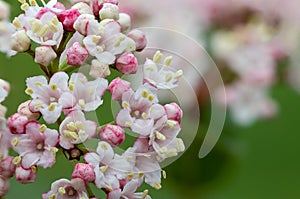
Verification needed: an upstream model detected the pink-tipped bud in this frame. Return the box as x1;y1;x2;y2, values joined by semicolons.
99;124;125;147
73;14;95;35
58;9;81;32
7;113;28;134
66;42;88;66
164;103;183;122
89;59;111;78
0;176;9;197
99;3;119;20
92;0;118;16
72;2;93;15
72;163;95;184
17;100;40;120
34;46;57;66
0;1;9;20
54;2;66;10
0;156;16;178
107;77;131;101
11;30;31;52
116;52;138;75
0;79;10;93
15;166;37;184
127;29;147;51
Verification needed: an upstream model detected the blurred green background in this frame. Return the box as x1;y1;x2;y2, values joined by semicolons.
1;0;300;199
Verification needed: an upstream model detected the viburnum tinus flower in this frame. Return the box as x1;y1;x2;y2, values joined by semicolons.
143;51;183;89
25;72;73;124
84;141;132;190
59;110;97;149
12;121;59;169
42;178;88;199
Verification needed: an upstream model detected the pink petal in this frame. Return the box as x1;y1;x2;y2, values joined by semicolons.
21;152;40;169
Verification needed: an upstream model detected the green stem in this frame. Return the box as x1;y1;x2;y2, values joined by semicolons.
86;184;95;198
49;31;74;76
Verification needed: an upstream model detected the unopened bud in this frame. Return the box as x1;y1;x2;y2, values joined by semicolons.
66;42;88;66
89;59;111;78
11;30;31;52
99;3;119;20
107;77;131;101
116;52;138;75
99;124;125;147
34;46;57;66
127;29;147;51
118;13;131;33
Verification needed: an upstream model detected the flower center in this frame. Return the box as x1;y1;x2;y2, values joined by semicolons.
36;142;44;151
65;186;77;196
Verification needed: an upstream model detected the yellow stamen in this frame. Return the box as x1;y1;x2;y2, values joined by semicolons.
50;84;57;91
39;124;47;132
138;172;144;178
58;187;66;195
165;73;172;82
162;170;167;179
164;56;172;66
141;90;148;98
11;138;19;147
127;173;134;180
174;70;183;79
13;156;21;165
29;0;37;6
101;165;108;173
31;166;37;173
92;35;101;43
25;88;33;95
154;182;162;190
148;95;154;102
48;103;56;111
21;3;29;11
153;51;163;64
13;17;22;29
38;25;49;37
155;131;166;141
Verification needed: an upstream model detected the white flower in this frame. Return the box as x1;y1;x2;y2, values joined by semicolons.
143;51;183;89
59;110;97;149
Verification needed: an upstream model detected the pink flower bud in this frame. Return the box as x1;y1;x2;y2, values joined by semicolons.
99;3;119;20
0;79;10;93
107;77;131;101
116;52;138;75
0;156;16;178
11;30;31;52
15;166;37;184
89;59;111;78
164;103;183;122
72;2;93;15
58;9;81;32
73;14;95;35
0;1;9;20
99;124;125;147
7;113;28;134
92;0;118;16
54;2;66;10
118;13;131;33
0;176;9;197
72;163;95;184
66;42;88;66
34;46;57;66
17;100;40;120
127;29;147;51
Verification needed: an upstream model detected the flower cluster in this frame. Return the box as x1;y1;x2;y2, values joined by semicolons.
0;0;185;198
